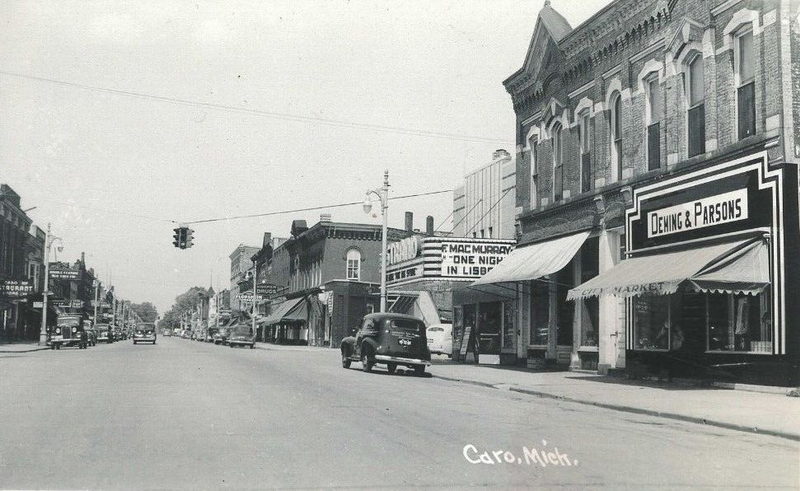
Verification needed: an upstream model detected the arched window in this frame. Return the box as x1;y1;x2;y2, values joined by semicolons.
609;93;622;182
686;53;705;157
552;123;563;201
529;134;539;208
346;249;361;281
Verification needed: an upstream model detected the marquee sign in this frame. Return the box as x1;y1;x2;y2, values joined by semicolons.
440;242;513;279
49;268;80;280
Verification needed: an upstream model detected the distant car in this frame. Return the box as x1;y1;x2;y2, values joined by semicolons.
228;326;255;349
426;323;453;357
181;330;190;339
133;323;157;345
162;329;171;337
214;326;231;345
341;313;431;376
97;324;112;343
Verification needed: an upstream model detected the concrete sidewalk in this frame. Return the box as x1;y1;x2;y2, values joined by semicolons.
0;341;50;353
431;361;800;441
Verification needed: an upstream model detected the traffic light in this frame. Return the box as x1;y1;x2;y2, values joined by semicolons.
185;228;195;248
173;227;181;248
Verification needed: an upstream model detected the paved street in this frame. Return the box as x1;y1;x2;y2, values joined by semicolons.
1;339;798;490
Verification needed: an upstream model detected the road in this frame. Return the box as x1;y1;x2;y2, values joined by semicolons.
1;338;797;490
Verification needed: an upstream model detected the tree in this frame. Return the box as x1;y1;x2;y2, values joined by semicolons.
130;302;158;323
162;287;211;328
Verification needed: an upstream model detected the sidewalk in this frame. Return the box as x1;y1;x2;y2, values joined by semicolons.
431;361;800;441
0;341;50;353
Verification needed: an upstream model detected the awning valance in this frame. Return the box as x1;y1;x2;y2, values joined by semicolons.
263;297;306;326
567;237;769;300
472;231;589;286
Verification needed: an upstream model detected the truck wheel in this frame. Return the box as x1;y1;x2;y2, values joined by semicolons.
250;344;254;349
341;352;351;369
414;365;426;376
50;344;56;350
387;363;397;375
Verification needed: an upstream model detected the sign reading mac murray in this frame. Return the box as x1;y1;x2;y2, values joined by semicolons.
626;151;798;356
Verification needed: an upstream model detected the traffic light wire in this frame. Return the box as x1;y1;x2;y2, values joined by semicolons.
181;189;453;225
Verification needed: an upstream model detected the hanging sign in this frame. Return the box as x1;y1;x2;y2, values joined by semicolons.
49;268;79;280
0;279;33;298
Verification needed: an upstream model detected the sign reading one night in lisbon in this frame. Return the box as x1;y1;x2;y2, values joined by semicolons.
647;189;749;238
440;242;514;278
0;279;34;298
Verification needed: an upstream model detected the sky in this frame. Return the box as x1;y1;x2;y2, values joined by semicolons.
0;0;611;315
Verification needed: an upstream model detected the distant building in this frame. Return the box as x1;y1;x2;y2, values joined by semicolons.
229;244;260;312
260;215;412;347
452;150;516;240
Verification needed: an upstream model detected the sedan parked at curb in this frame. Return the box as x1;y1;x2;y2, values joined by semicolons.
228;326;255;349
426;323;453;357
341;313;431;376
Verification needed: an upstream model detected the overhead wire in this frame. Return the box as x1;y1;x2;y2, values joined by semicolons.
0;70;514;144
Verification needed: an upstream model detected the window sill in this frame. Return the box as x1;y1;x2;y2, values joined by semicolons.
632;348;669;352
528;344;548;350
705;350;773;355
578;346;598;352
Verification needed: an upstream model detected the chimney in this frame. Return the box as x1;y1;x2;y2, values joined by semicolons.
426;216;434;235
262;232;272;248
492;149;510;160
404;211;413;232
319;213;332;223
81;252;85;265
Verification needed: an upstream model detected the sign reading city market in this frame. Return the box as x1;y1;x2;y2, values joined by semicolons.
0;279;33;298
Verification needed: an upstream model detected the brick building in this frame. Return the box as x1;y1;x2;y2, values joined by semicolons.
472;0;799;384
228;243;260;312
259;216;411;347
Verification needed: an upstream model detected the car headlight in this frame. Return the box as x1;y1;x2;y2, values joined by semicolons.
55;328;61;334
72;327;77;333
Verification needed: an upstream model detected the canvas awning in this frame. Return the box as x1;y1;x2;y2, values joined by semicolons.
471;231;590;286
567;237;769;300
262;297;306;326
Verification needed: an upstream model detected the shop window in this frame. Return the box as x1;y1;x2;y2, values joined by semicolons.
645;75;662;170
530;279;550;346
578;111;592;193
686;53;705;157
633;295;671;350
735;29;755;140
609;93;623;182
502;300;515;350
708;290;771;353
555;262;574;346
580;238;599;347
551;123;564;202
478;302;502;354
346;249;361;281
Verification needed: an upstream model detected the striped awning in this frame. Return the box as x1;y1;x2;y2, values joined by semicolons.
567;237;769;300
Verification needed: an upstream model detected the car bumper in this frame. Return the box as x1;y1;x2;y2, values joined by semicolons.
134;337;156;342
374;355;430;366
229;340;254;345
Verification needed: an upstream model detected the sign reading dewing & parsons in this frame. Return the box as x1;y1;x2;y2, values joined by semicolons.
647;189;748;238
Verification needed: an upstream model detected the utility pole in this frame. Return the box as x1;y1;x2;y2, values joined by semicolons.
93;279;100;328
38;223;51;346
251;260;257;338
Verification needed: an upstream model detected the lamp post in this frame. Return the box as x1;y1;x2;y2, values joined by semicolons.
363;170;389;313
39;223;63;346
251;261;258;338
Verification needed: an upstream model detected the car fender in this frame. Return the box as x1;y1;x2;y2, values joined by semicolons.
340;337;356;357
360;338;378;358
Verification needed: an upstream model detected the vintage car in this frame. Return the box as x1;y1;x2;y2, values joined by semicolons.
340;313;431;375
132;323;157;345
214;326;232;345
426;323;453;357
228;326;255;349
48;314;88;349
96;324;112;343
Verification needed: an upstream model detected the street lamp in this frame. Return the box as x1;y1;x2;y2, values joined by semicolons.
362;170;389;313
39;223;64;346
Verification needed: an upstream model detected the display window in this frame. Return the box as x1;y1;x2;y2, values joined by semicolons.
529;279;550;346
707;289;771;353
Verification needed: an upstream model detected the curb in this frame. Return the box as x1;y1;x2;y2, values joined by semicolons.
433;374;800;443
0;346;50;354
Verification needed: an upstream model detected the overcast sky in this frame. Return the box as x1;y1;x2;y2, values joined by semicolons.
0;0;610;314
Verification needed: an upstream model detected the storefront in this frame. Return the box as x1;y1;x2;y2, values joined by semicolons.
568;152;799;386
262;297;307;345
452;284;517;365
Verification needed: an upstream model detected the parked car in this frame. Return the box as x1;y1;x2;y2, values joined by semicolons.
133;323;157;345
341;313;431;375
426;323;453;357
228;326;255;349
214;326;232;345
96;324;112;343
